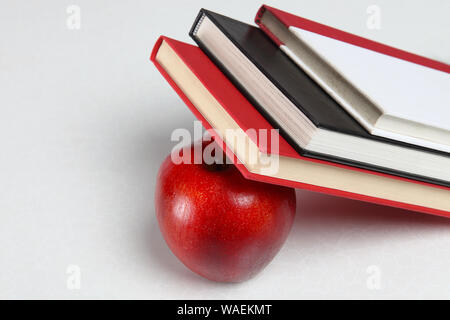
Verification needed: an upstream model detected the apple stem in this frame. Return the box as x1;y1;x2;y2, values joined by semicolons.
203;161;228;172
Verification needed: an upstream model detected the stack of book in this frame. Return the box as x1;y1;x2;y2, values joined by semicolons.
151;5;450;217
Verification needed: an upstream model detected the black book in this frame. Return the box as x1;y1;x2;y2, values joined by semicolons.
190;9;450;187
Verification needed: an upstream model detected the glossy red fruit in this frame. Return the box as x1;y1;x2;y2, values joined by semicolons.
155;140;296;282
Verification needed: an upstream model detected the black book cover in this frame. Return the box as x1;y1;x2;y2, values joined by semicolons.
190;9;449;188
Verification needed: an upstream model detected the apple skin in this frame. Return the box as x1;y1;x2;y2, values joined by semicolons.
155;140;296;282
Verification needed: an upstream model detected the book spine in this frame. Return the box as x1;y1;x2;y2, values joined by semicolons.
255;5;284;47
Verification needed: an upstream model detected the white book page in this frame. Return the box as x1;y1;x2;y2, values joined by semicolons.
290;26;450;132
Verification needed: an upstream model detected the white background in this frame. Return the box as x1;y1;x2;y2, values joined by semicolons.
1;0;450;299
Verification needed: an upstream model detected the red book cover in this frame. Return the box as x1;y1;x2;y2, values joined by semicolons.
255;5;450;156
255;5;450;74
150;36;450;218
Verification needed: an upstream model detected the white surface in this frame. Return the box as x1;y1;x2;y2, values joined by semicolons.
1;0;450;300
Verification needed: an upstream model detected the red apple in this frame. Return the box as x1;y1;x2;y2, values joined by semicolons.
155;140;296;282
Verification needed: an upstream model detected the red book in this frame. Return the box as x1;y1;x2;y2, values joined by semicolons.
255;5;450;154
150;36;450;218
255;5;450;73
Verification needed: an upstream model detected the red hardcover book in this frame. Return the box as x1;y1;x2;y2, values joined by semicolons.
255;5;450;73
255;5;450;154
151;36;450;218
